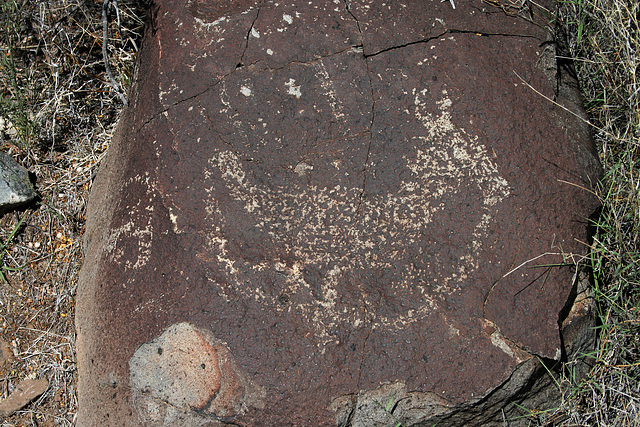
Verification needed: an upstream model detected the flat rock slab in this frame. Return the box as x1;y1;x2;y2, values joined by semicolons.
0;378;48;417
77;0;601;425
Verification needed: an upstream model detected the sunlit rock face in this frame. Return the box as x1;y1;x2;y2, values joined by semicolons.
76;0;601;425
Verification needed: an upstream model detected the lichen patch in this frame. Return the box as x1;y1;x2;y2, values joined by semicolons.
129;322;265;423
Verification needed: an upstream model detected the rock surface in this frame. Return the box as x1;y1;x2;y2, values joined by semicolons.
77;0;602;425
0;151;36;215
0;378;49;417
129;322;266;424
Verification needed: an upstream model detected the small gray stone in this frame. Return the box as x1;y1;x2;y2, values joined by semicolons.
0;152;36;215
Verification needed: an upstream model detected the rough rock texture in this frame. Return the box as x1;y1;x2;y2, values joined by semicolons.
0;151;36;215
0;378;48;417
129;322;266;424
77;0;602;425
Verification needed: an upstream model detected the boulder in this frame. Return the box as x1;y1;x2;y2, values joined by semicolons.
77;0;602;425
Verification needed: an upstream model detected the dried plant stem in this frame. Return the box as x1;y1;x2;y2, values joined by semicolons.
102;0;128;107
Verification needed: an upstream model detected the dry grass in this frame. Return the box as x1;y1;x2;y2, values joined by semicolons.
0;0;637;426
0;1;145;425
538;0;640;425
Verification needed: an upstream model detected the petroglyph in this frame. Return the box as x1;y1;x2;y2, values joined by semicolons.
104;172;158;272
197;91;510;346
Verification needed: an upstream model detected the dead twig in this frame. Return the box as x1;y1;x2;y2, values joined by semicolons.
102;0;128;107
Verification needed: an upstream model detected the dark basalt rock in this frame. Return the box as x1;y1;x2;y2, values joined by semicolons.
77;0;602;425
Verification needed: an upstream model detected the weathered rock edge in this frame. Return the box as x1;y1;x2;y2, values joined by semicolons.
332;271;597;426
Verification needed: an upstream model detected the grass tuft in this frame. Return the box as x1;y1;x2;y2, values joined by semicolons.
539;0;640;425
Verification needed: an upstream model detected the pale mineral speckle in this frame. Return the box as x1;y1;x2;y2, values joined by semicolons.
314;61;345;120
169;209;179;232
491;331;515;358
282;13;293;24
285;78;302;98
194;16;228;28
292;161;312;177
240;86;252;97
448;323;460;337
267;48;274;55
